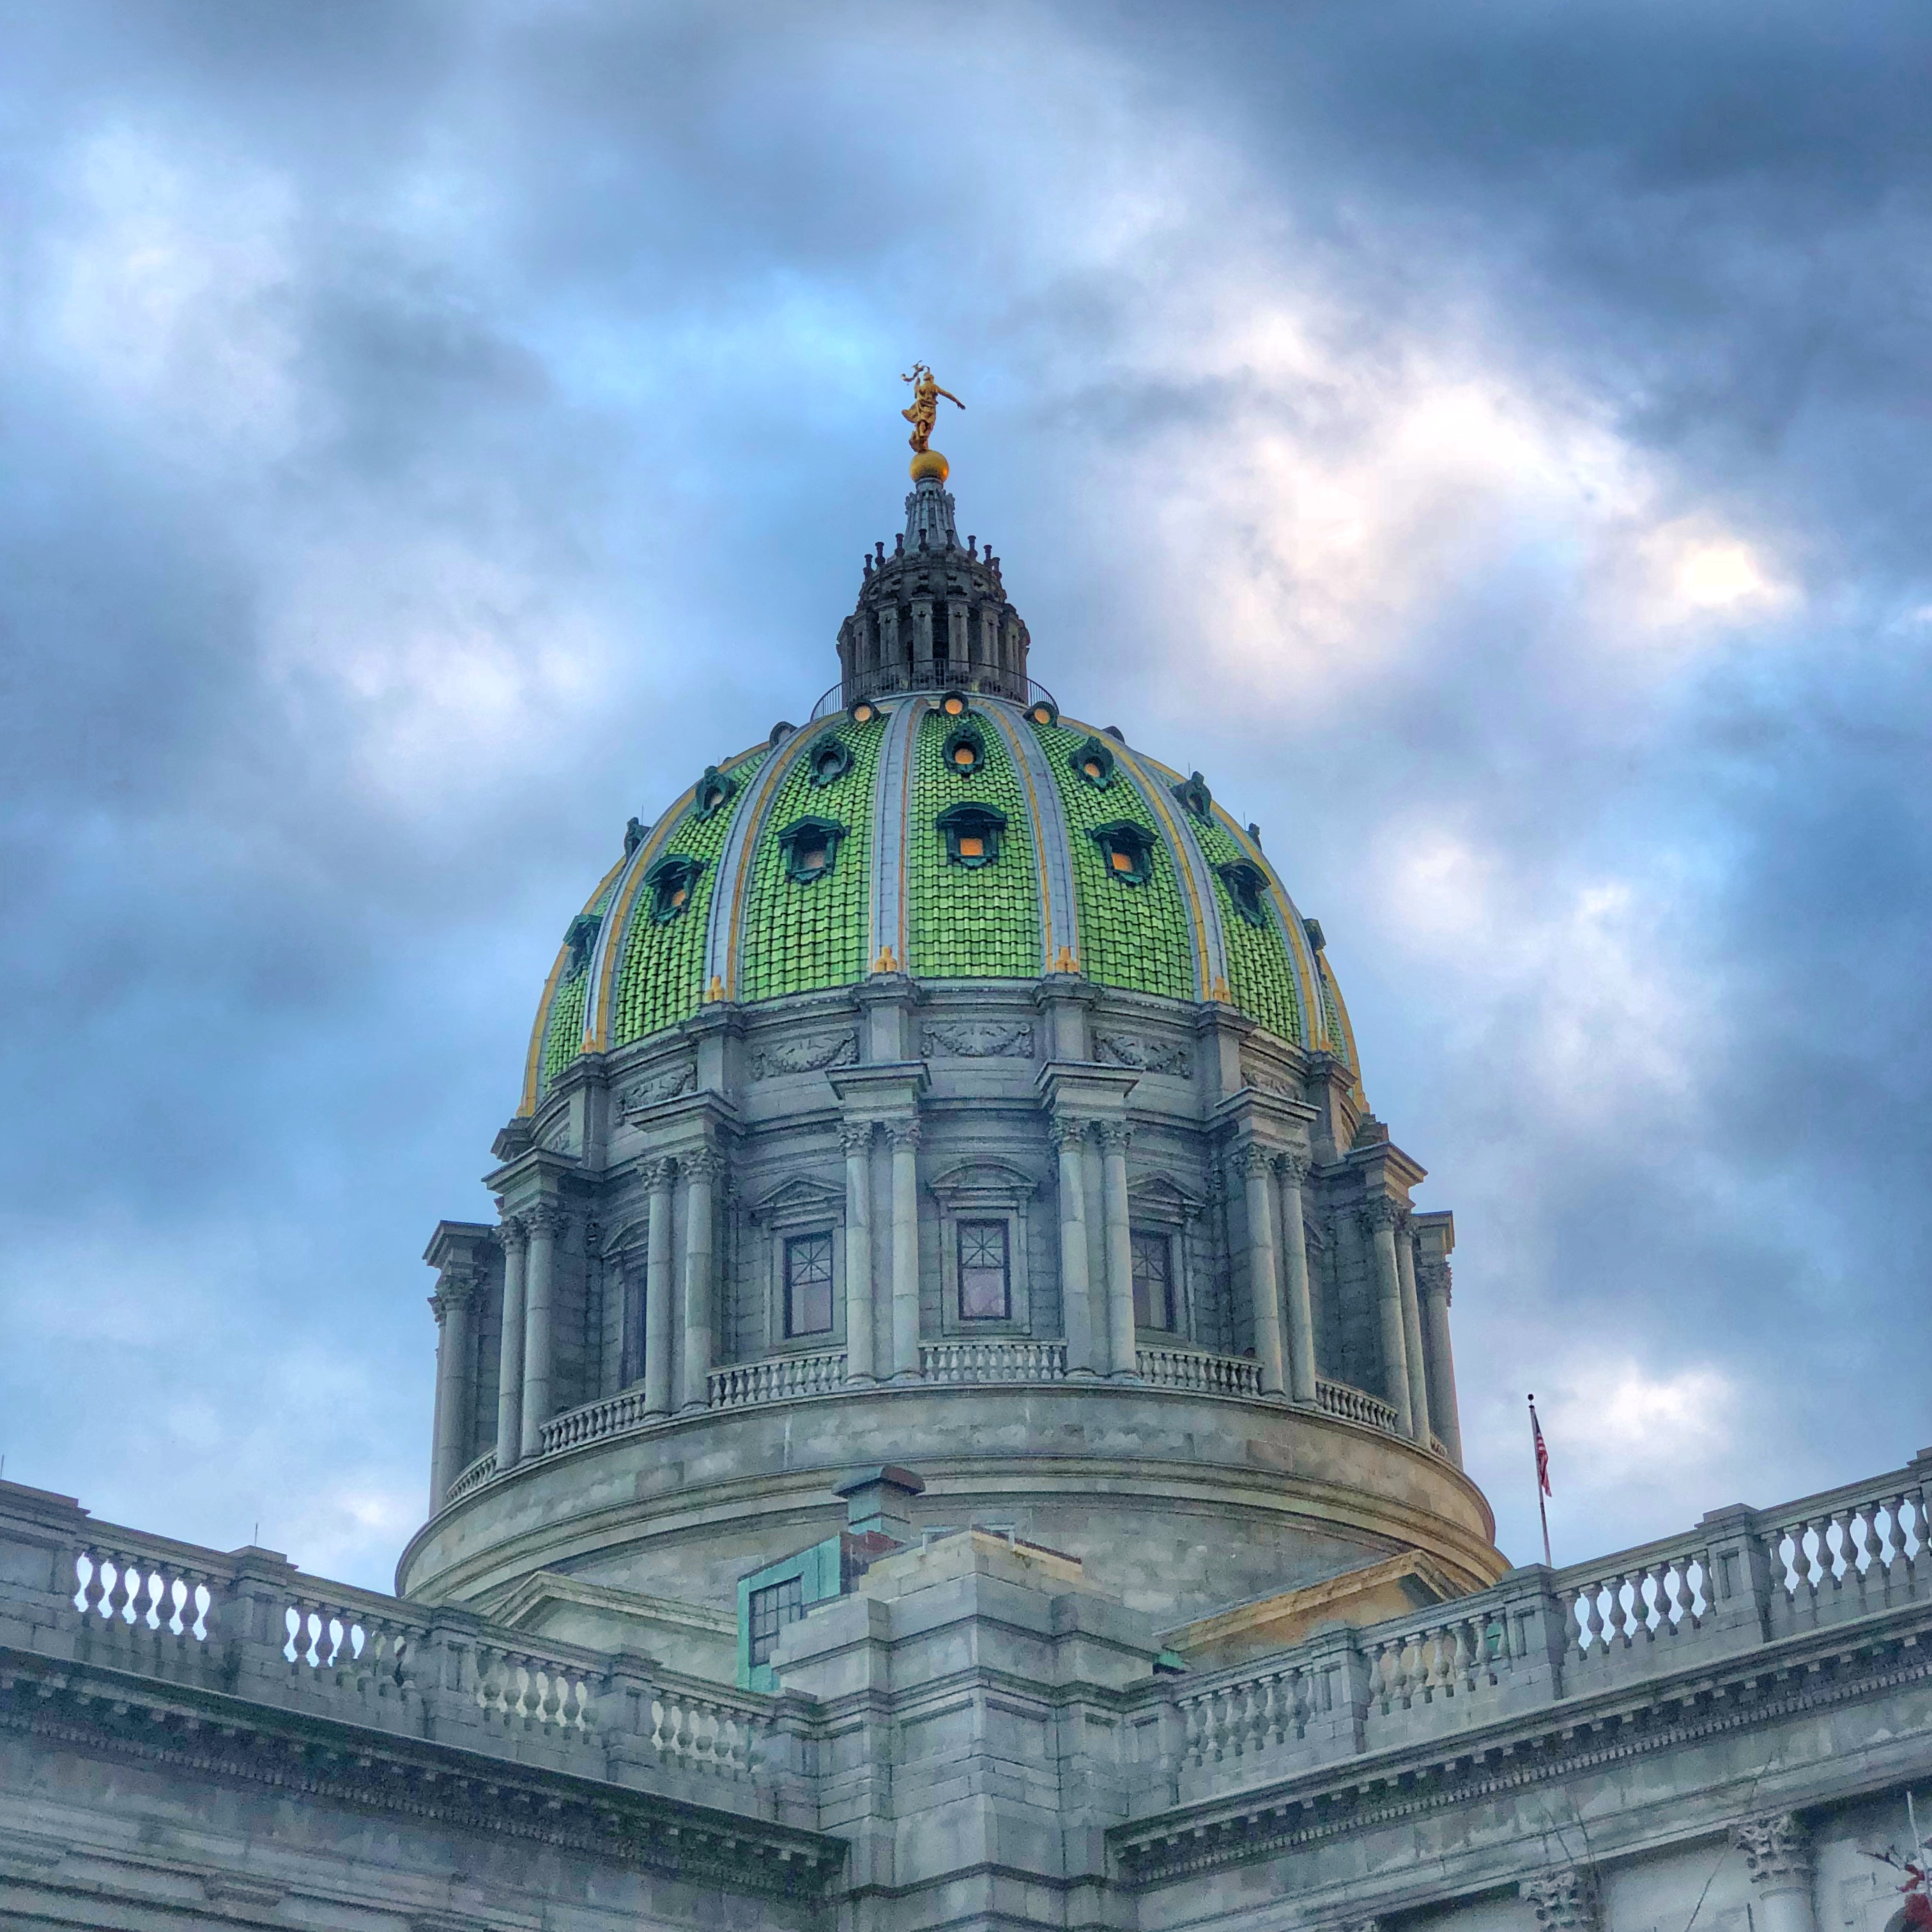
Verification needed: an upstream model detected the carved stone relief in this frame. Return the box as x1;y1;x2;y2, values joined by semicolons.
922;1020;1035;1059
1241;1057;1294;1096
747;1030;858;1080
618;1062;696;1115
1094;1031;1192;1077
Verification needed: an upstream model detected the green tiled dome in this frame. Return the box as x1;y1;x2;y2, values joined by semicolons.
516;468;1363;1115
519;689;1361;1113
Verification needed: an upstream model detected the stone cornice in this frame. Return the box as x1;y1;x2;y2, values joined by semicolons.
0;1647;841;1900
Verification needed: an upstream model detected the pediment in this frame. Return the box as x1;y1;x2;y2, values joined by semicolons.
749;1174;846;1222
927;1158;1039;1206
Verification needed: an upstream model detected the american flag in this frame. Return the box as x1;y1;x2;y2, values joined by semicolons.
1530;1399;1552;1496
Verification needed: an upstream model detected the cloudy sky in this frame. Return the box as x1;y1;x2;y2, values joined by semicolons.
3;1;1928;1591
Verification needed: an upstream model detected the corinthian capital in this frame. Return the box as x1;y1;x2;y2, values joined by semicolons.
680;1146;726;1183
429;1266;478;1321
1733;1814;1814;1886
885;1118;923;1151
839;1121;876;1159
495;1215;528;1254
1276;1150;1312;1187
1096;1120;1131;1154
645;1154;678;1192
1358;1196;1401;1236
1050;1113;1089;1153
1417;1254;1452;1302
1519;1868;1599;1932
522;1202;569;1239
1237;1140;1275;1179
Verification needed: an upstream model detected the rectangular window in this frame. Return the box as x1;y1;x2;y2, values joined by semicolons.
748;1575;804;1666
1131;1229;1174;1330
957;1219;1011;1321
784;1231;834;1337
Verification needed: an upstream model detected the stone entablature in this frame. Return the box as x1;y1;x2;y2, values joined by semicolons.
3;1455;1927;1931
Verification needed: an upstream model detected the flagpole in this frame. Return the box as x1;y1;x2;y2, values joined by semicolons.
1528;1393;1552;1567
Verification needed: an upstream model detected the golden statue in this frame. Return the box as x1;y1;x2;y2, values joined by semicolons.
901;364;963;455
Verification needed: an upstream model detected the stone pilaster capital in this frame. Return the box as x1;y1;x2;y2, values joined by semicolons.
1418;1254;1453;1303
1519;1867;1600;1932
885;1117;923;1151
495;1215;528;1255
1733;1814;1814;1887
1096;1119;1132;1154
522;1202;569;1239
839;1121;876;1158
1049;1112;1089;1153
1276;1151;1312;1187
1359;1195;1401;1236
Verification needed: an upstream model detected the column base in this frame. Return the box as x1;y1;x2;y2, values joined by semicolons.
677;1400;707;1416
1107;1370;1144;1383
889;1368;923;1386
843;1373;878;1389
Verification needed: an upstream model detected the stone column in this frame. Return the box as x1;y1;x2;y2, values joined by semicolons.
1240;1143;1285;1397
1053;1116;1098;1376
842;1122;876;1384
887;1120;922;1381
1418;1251;1462;1464
519;1203;565;1462
429;1267;477;1512
679;1150;719;1412
493;1218;528;1471
1276;1154;1318;1405
1098;1122;1139;1379
1363;1199;1414;1437
1519;1867;1599;1932
1393;1212;1432;1446
642;1158;676;1418
1735;1815;1818;1932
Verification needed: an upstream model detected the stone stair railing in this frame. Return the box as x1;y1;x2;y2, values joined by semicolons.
0;1482;797;1819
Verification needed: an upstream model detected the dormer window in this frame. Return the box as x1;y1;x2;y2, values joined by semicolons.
937;801;1008;869
939;691;971;719
1027;699;1058;726
809;737;854;788
693;764;737;820
942;724;985;776
776;815;846;885
1216;860;1269;928
645;853;705;924
563;911;602;976
1071;735;1115;789
1091;820;1155;885
848;699;881;726
1172;771;1213;820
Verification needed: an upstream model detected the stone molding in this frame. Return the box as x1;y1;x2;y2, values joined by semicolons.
921;1020;1034;1059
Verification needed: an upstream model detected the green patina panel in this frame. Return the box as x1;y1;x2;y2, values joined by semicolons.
1319;964;1353;1068
611;748;771;1049
1191;809;1304;1046
908;709;1041;979
1028;719;1194;1002
737;716;885;1004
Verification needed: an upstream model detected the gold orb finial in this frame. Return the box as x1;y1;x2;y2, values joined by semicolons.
910;447;949;482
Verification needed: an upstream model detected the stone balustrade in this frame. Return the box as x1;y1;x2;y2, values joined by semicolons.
4;1455;1929;1837
447;1353;1425;1506
0;1483;789;1814
445;1448;497;1501
1315;1377;1404;1432
1137;1346;1262;1396
709;1349;847;1409
1142;1455;1929;1808
920;1338;1068;1382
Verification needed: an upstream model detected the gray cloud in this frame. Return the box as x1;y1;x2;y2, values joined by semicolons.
1;0;1926;1583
